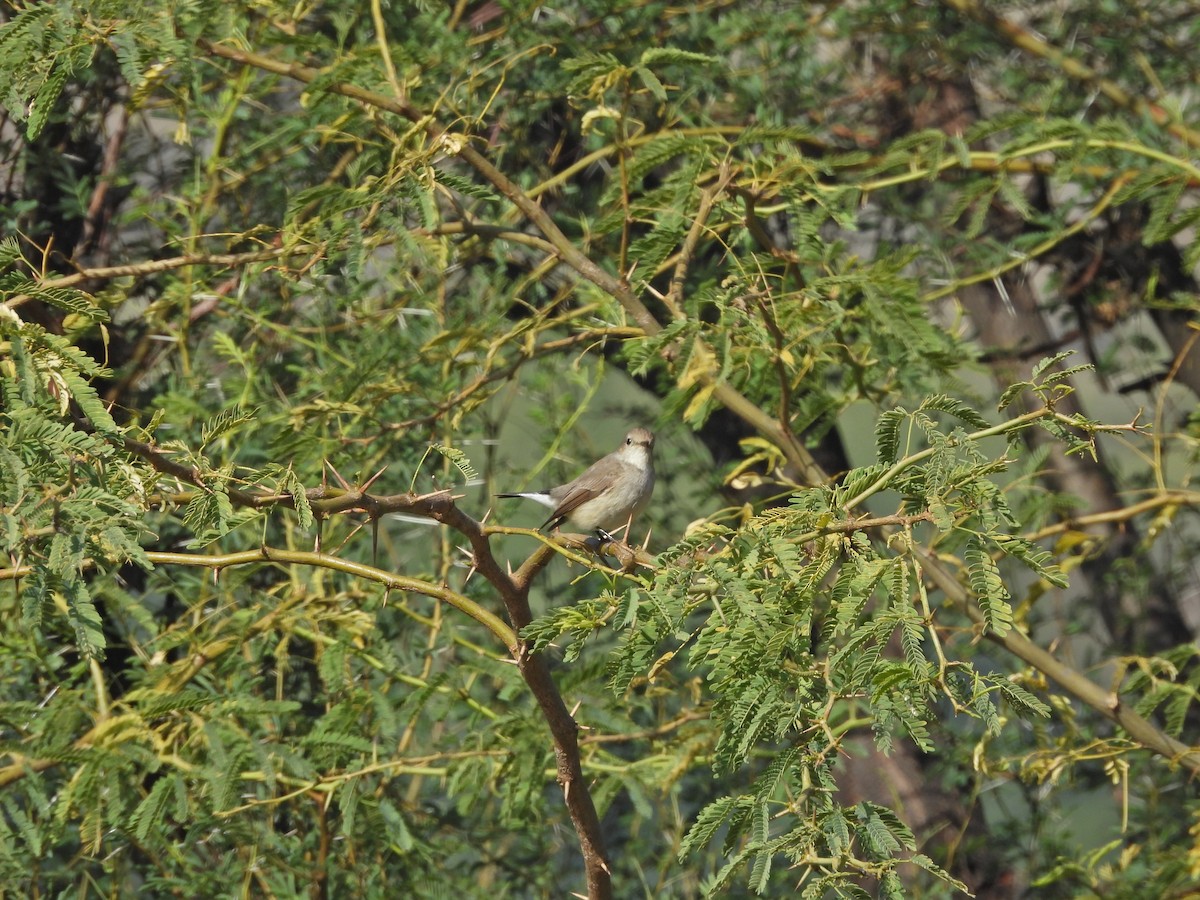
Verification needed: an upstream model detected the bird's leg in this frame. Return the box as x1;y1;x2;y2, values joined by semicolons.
584;534;618;567
594;513;635;546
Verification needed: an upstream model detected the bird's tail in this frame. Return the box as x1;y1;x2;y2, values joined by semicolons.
495;491;557;512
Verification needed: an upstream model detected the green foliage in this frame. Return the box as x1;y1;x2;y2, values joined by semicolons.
0;0;1198;897
0;307;148;661
580;395;1079;889
425;442;480;486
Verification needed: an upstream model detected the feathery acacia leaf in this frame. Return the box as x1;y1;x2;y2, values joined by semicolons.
965;537;1013;635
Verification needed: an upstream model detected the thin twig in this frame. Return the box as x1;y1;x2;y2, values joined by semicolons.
2;248;297;310
663;162;735;319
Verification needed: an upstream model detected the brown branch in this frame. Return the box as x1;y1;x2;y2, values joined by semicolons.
752;291;799;444
1023;491;1200;544
3;475;616;893
510;541;561;592
123;435;269;507
663;163;735;319
122;396;615;895
122;435;649;580
736;187;802;264
78;102;130;258
501;530;655;591
579;708;708;746
425;219;560;255
2;248;296;310
819;512;933;533
121;422;1200;784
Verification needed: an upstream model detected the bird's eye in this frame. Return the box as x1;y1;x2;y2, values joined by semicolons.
626;437;633;445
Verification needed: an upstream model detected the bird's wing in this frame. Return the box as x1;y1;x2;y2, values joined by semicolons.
543;453;633;530
543;483;605;529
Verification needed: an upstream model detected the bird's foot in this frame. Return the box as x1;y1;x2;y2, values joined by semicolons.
584;531;621;565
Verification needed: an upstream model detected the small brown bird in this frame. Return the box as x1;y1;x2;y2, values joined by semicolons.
496;427;656;540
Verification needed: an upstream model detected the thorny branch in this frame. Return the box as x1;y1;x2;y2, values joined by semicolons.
120;427;617;897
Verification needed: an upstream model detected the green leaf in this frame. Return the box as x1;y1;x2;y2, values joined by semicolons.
62;576;106;659
60;369;119;437
183;483;239;547
26;62;70;141
837;464;889;503
639;47;721;68
994;535;1069;588
19;568;50;626
129;689;214;717
858;805;903;857
819;808;851;856
875;408;905;464
200;406;257;449
636;65;668;101
994;677;1051;718
920;393;990;430
0;4;55;54
1029;350;1077;381
0;236;21;269
282;468;314;531
965;537;1013;636
302;730;374;754
626;133;717;184
130;775;179;843
628;213;689;280
95;525;152;570
7;283;108;321
433;167;500;203
317;640;348;690
680;796;744;859
428;442;479;483
47;530;86;576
